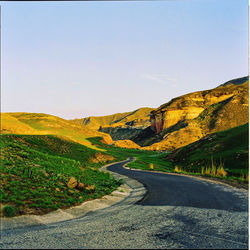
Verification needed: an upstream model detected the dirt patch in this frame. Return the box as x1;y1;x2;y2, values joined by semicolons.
89;153;115;163
114;140;141;149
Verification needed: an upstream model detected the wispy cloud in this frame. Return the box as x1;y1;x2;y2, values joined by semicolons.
142;74;178;88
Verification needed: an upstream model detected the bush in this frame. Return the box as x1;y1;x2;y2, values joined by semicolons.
2;205;15;217
174;166;182;173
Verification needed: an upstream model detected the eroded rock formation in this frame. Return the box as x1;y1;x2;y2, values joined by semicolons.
136;76;249;151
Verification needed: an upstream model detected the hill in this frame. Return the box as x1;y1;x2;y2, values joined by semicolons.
71;107;154;140
1;113;113;150
0;134;120;216
167;123;249;177
132;76;249;151
219;76;249;87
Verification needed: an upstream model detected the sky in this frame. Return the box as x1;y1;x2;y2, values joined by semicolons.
1;0;248;119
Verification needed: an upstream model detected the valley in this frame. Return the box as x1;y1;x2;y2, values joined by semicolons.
0;76;249;218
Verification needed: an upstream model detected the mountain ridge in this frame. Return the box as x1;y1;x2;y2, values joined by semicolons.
132;76;249;151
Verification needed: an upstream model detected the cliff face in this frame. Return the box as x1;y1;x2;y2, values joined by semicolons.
150;87;243;134
134;76;249;151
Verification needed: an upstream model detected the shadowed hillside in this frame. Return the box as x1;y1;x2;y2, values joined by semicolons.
167;123;249;177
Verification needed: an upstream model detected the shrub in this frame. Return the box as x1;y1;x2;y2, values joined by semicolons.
205;167;211;175
2;205;15;217
217;166;227;177
174;166;182;173
201;167;205;175
211;158;216;176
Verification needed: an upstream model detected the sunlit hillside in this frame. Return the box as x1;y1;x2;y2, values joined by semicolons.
1;112;112;150
71;107;154;130
132;76;249;151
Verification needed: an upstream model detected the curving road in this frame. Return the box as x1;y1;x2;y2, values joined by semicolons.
0;159;248;249
108;158;248;211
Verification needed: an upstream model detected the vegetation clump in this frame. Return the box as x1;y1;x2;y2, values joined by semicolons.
149;163;154;170
2;205;15;217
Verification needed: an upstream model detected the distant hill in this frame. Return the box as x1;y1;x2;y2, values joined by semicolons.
167;123;249;177
132;76;249;151
70;107;154;140
1;112;112;149
219;76;249;87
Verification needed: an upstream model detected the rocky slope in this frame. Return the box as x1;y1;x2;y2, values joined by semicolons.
71;107;154;140
132;76;249;151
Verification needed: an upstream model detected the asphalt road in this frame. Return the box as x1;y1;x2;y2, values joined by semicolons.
108;159;248;211
0;159;248;249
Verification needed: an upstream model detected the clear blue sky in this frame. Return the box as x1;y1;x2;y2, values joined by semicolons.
1;0;248;119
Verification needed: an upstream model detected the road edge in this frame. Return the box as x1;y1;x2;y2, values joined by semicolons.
123;164;248;193
1;158;146;231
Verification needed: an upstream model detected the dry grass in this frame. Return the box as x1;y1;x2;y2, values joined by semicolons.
202;158;227;177
205;167;211;175
201;167;205;175
149;163;154;170
114;140;141;149
216;166;227;177
174;165;183;173
211;158;217;176
240;173;249;182
72;107;154;130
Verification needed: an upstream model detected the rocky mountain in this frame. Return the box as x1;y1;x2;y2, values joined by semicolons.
71;107;154;140
132;76;249;151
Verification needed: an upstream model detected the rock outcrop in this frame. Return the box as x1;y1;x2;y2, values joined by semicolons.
133;76;249;151
67;177;78;189
89;153;115;163
71;107;154;141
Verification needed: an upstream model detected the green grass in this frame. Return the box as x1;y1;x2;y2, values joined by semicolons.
89;124;249;185
2;112;112;150
2;205;16;217
0;134;122;216
1;122;248;216
167;123;249;180
87;136;173;172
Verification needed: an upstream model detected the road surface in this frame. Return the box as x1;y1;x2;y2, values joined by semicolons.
0;159;248;249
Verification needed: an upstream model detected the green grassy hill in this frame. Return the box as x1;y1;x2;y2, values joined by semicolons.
167;123;249;177
0;134;121;217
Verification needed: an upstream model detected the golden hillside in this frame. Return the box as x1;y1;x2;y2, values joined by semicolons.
132;76;249;151
71;107;154;130
113;139;141;149
1;112;112;150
